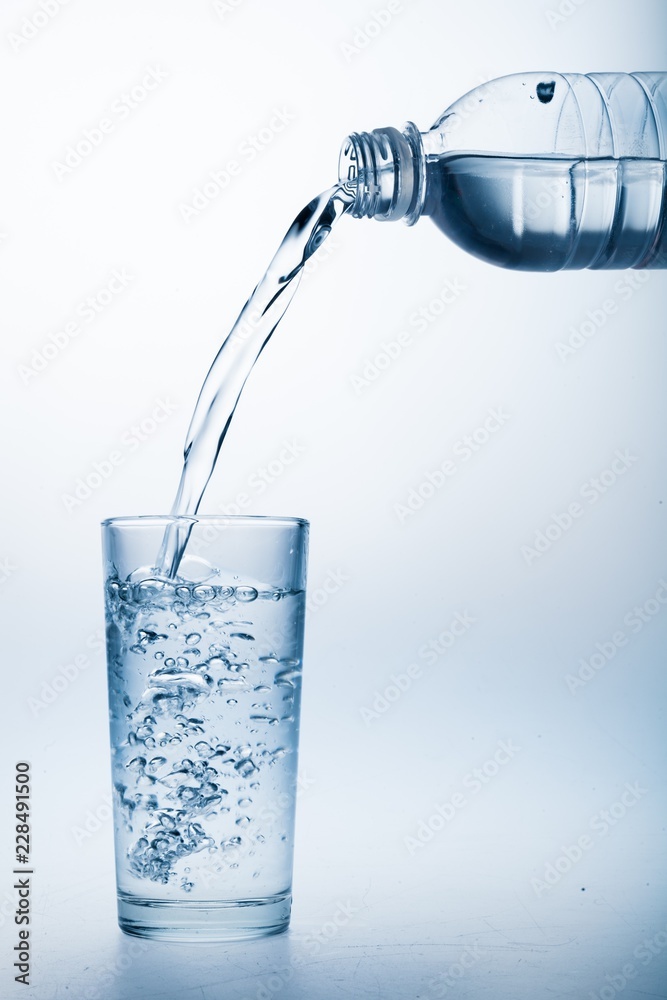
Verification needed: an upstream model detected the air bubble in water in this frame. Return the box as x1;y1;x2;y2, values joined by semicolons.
146;756;167;773
234;758;257;778
186;633;201;645
235;587;258;602
217;677;248;690
208;657;229;670
306;223;331;256
177;555;218;583
193;585;215;603
275;667;302;687
138;629;166;644
221;836;242;851
136;579;172;604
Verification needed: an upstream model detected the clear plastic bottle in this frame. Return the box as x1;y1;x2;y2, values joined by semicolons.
339;72;667;270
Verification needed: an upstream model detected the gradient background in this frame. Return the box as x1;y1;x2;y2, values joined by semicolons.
1;1;666;997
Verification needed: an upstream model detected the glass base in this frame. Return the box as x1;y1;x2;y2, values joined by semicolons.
117;890;292;942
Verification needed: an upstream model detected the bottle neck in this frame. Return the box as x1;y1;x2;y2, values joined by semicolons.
338;121;426;225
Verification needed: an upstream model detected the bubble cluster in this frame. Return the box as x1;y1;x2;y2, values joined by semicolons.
128;820;216;884
106;574;303;891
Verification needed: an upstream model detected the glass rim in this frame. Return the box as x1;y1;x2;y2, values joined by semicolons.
101;514;309;529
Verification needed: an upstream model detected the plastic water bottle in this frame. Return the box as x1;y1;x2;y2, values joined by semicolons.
339;72;667;270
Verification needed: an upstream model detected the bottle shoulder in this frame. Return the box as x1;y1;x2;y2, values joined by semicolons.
422;72;667;161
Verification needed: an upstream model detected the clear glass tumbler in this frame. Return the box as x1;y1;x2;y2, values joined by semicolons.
101;515;308;941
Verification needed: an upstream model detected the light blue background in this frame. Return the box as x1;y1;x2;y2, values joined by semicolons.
1;1;666;997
